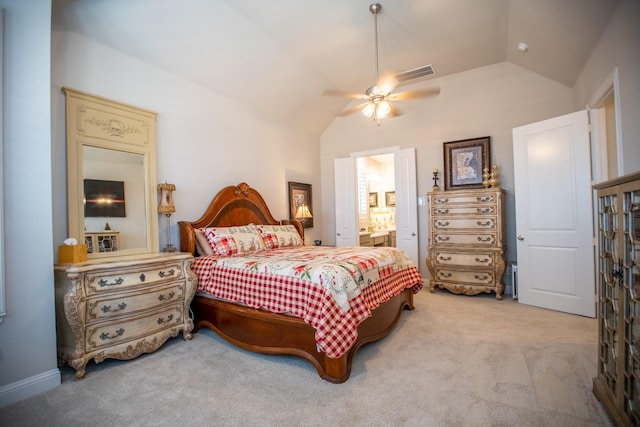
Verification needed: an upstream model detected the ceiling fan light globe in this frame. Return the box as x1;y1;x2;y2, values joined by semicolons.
362;102;376;118
377;100;391;118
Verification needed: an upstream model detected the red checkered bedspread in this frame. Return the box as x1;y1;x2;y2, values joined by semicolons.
192;245;423;358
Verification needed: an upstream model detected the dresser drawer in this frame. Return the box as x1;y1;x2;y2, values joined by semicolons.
433;218;496;230
432;205;497;216
84;261;185;294
86;282;185;322
433;251;496;267
85;305;183;351
434;268;496;285
431;193;498;206
433;232;496;246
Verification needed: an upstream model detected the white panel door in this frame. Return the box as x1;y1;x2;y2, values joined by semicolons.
512;110;595;317
334;157;357;246
394;148;419;267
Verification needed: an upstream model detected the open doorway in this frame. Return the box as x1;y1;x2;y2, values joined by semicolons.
334;147;419;266
589;67;622;183
356;153;396;248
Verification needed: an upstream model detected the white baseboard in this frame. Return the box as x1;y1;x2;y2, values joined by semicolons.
0;368;60;408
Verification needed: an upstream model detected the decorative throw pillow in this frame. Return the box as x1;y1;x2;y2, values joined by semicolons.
256;224;303;249
199;224;266;256
194;229;214;256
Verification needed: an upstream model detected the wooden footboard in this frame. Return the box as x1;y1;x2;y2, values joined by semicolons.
192;288;415;383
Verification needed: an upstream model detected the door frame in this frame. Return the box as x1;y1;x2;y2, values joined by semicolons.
589;66;623;183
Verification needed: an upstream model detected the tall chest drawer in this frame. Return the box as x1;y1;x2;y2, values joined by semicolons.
433;217;497;231
432;250;498;268
427;188;505;300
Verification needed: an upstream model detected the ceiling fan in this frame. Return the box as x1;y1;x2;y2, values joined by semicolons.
323;3;440;124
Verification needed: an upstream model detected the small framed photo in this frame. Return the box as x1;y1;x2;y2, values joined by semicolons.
385;191;396;207
369;192;378;208
443;136;491;190
288;182;313;228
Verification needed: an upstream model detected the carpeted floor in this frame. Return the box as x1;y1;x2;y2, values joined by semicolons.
0;290;612;426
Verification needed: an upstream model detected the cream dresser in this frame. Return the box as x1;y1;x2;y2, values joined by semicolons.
426;188;506;299
54;252;197;379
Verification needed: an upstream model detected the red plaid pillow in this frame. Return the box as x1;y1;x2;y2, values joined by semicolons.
202;231;239;256
256;224;303;249
260;232;280;249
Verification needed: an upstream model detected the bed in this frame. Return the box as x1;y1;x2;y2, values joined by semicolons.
178;182;423;383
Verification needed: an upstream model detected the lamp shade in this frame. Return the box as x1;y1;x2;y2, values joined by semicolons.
295;204;312;219
157;182;176;214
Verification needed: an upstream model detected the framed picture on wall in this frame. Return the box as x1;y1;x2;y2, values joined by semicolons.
385;191;396;207
443;136;490;190
288;182;313;228
369;192;378;208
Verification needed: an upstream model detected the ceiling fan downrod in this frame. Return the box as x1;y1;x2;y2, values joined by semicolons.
369;3;382;90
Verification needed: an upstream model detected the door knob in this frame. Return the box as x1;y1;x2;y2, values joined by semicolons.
517;235;525;241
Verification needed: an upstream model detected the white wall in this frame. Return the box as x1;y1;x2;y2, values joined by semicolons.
320;62;574;280
573;0;640;175
0;0;59;406
51;31;323;251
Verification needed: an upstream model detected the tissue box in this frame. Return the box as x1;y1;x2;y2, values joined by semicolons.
58;244;88;263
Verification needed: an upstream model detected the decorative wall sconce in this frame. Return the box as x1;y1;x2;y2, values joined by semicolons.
157;182;176;252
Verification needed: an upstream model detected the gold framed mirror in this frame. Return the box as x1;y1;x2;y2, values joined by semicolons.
63;87;159;259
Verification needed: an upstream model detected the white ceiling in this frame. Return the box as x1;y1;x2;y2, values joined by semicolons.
52;0;621;137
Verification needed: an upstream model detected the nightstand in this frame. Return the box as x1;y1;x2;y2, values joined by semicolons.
54;252;197;379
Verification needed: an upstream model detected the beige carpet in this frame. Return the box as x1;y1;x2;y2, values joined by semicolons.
0;290;612;426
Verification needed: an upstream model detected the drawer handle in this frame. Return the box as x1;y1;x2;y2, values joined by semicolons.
157;314;175;324
437;236;450;242
474;274;489;280
475;257;490;264
438;272;452;278
158;291;176;301
438;255;452;261
477;236;492;243
100;328;125;340
98;277;124;287
101;302;127;313
436;208;449;214
436;221;450;227
158;269;176;278
477;221;491;227
476;207;493;214
434;198;449;204
476;196;493;202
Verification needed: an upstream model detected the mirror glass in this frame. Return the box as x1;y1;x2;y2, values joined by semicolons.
83;146;148;253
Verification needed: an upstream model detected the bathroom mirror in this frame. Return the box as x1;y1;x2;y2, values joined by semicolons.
64;87;159;259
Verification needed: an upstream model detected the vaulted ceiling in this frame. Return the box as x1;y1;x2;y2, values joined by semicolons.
52;0;621;136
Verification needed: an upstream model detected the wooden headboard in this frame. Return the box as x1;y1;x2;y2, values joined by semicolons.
178;182;304;255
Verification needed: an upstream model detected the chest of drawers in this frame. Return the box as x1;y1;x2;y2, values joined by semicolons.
54;252;197;378
426;188;506;299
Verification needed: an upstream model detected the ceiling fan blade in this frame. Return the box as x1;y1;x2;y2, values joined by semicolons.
387;87;441;101
337;102;369;117
387;102;402;117
322;89;369;100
